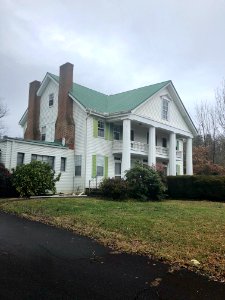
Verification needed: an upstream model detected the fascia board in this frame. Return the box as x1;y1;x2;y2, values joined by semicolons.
19;108;28;125
168;83;198;136
131;113;194;138
36;73;59;96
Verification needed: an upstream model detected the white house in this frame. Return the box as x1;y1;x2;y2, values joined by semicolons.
0;62;197;193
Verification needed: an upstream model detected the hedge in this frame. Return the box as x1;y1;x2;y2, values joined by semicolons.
167;175;225;201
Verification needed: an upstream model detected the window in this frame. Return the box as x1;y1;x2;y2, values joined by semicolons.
115;162;121;178
31;154;54;169
176;164;181;175
176;140;179;150
147;132;149;144
97;155;104;176
162;98;169;120
17;152;24;166
98;120;104;137
131;130;134;141
162;138;167;148
113;126;121;140
75;155;82;176
41;126;46;141
60;157;66;172
49;93;54;107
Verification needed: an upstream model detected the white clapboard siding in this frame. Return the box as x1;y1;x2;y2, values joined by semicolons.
134;87;191;133
86;116;114;187
0;139;75;193
39;80;59;142
73;102;87;191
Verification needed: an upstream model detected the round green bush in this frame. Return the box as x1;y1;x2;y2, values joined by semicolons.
99;178;128;200
12;160;61;198
125;163;166;201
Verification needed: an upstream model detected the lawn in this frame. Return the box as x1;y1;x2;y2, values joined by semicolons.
0;198;225;280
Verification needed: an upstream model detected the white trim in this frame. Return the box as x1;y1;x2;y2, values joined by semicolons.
0;138;69;150
19;109;28;126
36;73;59;97
130;113;194;138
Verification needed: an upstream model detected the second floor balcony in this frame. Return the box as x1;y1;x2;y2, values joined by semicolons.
112;140;183;160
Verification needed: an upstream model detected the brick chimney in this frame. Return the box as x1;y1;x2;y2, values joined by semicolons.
24;80;41;140
55;62;75;149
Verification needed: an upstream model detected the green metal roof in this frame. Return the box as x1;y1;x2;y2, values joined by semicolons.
48;73;170;114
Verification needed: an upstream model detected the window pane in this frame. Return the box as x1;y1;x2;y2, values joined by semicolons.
97;166;104;176
31;154;37;161
75;166;81;176
60;157;66;171
115;163;121;175
113;126;120;140
98;120;104;137
75;155;82;176
31;154;54;169
131;130;134;141
162;138;167;148
17;152;24;166
49;94;54;106
162;99;169;120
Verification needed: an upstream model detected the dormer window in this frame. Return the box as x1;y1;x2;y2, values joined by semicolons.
49;93;54;107
162;98;169;120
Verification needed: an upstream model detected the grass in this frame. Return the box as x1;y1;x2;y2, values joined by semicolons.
0;198;225;280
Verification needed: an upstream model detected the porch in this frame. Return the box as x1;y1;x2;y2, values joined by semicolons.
112;140;183;160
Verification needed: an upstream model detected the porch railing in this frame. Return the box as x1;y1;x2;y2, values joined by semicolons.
112;140;183;159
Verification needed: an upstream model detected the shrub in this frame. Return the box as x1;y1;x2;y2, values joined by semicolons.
99;178;128;200
12;161;61;198
125;163;166;201
167;175;225;201
0;163;17;197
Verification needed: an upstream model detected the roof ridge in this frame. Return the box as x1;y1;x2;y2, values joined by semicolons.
109;80;171;97
48;72;170;96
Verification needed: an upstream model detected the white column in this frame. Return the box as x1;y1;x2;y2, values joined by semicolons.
186;137;193;175
169;132;176;175
148;126;156;167
121;119;131;177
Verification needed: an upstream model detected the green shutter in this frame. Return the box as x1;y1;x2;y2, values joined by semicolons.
93;118;98;138
105;123;109;140
92;155;96;178
104;156;108;178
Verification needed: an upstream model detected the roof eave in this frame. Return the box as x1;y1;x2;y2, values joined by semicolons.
36;73;59;97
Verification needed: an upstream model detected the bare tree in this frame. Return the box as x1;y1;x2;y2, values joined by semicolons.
215;79;225;132
195;100;218;162
0;98;8;137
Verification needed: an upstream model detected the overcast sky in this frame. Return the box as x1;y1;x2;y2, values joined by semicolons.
1;0;225;137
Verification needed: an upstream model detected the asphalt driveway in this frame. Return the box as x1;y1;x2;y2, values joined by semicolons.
0;211;224;300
